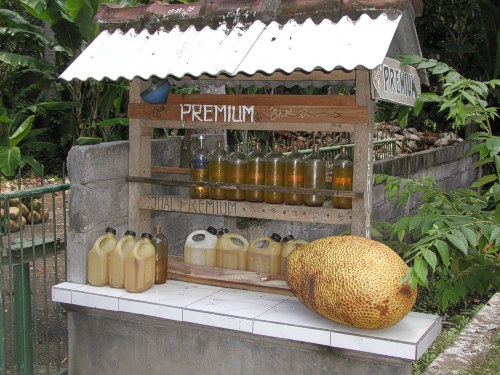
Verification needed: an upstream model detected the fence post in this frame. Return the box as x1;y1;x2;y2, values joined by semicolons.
0;246;5;375
14;262;33;375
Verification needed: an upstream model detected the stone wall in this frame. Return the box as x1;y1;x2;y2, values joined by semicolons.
67;138;477;283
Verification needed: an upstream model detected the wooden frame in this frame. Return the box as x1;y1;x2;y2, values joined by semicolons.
127;69;375;290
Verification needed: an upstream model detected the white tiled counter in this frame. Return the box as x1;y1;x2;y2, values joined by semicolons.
53;280;441;362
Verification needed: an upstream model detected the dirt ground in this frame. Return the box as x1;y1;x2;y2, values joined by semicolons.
1;181;69;374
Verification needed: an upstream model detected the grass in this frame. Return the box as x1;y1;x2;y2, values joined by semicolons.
412;312;475;375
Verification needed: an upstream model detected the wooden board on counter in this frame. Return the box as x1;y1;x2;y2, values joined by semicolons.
167;256;292;296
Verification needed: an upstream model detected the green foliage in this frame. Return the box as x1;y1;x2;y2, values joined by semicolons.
376;58;500;310
397;56;499;134
375;174;499;310
416;0;499;80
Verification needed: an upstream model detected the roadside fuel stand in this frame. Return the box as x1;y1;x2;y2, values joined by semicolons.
52;1;440;374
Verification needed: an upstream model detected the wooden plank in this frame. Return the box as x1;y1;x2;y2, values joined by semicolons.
167;256;291;296
128;78;152;235
351;70;375;238
139;195;353;225
139;119;358;133
164;94;356;106
128;102;366;126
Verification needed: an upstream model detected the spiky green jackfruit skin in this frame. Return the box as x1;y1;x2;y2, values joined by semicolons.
285;235;417;329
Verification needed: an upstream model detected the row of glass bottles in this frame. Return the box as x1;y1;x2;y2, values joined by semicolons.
189;135;353;209
87;226;168;293
184;226;307;275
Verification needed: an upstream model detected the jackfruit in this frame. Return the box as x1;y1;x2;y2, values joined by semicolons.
285;235;417;329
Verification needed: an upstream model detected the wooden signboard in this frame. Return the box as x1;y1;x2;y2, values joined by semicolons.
139;195;353;225
371;57;421;107
128;94;367;131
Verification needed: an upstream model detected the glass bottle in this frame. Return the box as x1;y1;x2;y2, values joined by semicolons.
226;143;247;201
152;225;168;284
190;134;210;199
208;140;228;200
246;142;266;202
304;144;326;207
331;146;353;209
265;144;284;204
284;143;305;205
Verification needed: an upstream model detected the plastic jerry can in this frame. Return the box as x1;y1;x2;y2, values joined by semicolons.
124;233;156;293
108;230;136;288
247;233;282;274
184;226;218;267
280;235;308;274
87;227;118;286
216;232;249;270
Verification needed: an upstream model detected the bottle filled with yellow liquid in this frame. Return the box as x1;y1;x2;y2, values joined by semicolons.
216;232;249;270
332;147;353;209
247;233;282;274
246;142;265;202
280;235;308;274
284;143;305;205
226;143;247;201
304;144;326;207
265;144;284;204
152;225;168;284
108;230;136;288
209;141;228;200
124;233;156;293
87;227;118;287
184;226;218;267
190;135;210;199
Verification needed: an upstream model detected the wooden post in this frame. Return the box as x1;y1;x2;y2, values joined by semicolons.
129;78;152;234
352;69;375;238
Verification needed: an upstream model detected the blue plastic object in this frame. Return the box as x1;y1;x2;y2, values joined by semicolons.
140;81;171;104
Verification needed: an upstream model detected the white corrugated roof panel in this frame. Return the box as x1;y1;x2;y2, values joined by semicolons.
60;13;401;81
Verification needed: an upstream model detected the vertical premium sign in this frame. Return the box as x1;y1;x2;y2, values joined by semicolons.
371;57;421;107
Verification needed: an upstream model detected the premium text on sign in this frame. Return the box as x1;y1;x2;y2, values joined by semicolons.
371;57;421;107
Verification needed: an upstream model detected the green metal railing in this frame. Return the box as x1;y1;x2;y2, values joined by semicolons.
283;138;397;163
0;172;69;375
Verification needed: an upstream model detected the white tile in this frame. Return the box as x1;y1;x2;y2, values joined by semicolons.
72;289;119;310
51;287;72;304
53;282;86;291
183;309;254;332
331;332;415;360
185;288;289;319
77;284;129;298
255;298;336;330
416;316;442;360
119;299;183;321
330;312;440;344
254;321;331;346
120;281;222;308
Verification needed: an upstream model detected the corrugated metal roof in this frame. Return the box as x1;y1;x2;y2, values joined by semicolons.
60;13;402;82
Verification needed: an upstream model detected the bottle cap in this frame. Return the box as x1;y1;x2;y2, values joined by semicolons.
218;227;229;236
207;226;218;236
125;230;136;238
105;227;116;235
282;234;295;243
153;225;161;231
271;233;282;243
141;233;153;240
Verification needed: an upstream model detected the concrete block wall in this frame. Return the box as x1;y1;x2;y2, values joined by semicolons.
67;139;477;282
